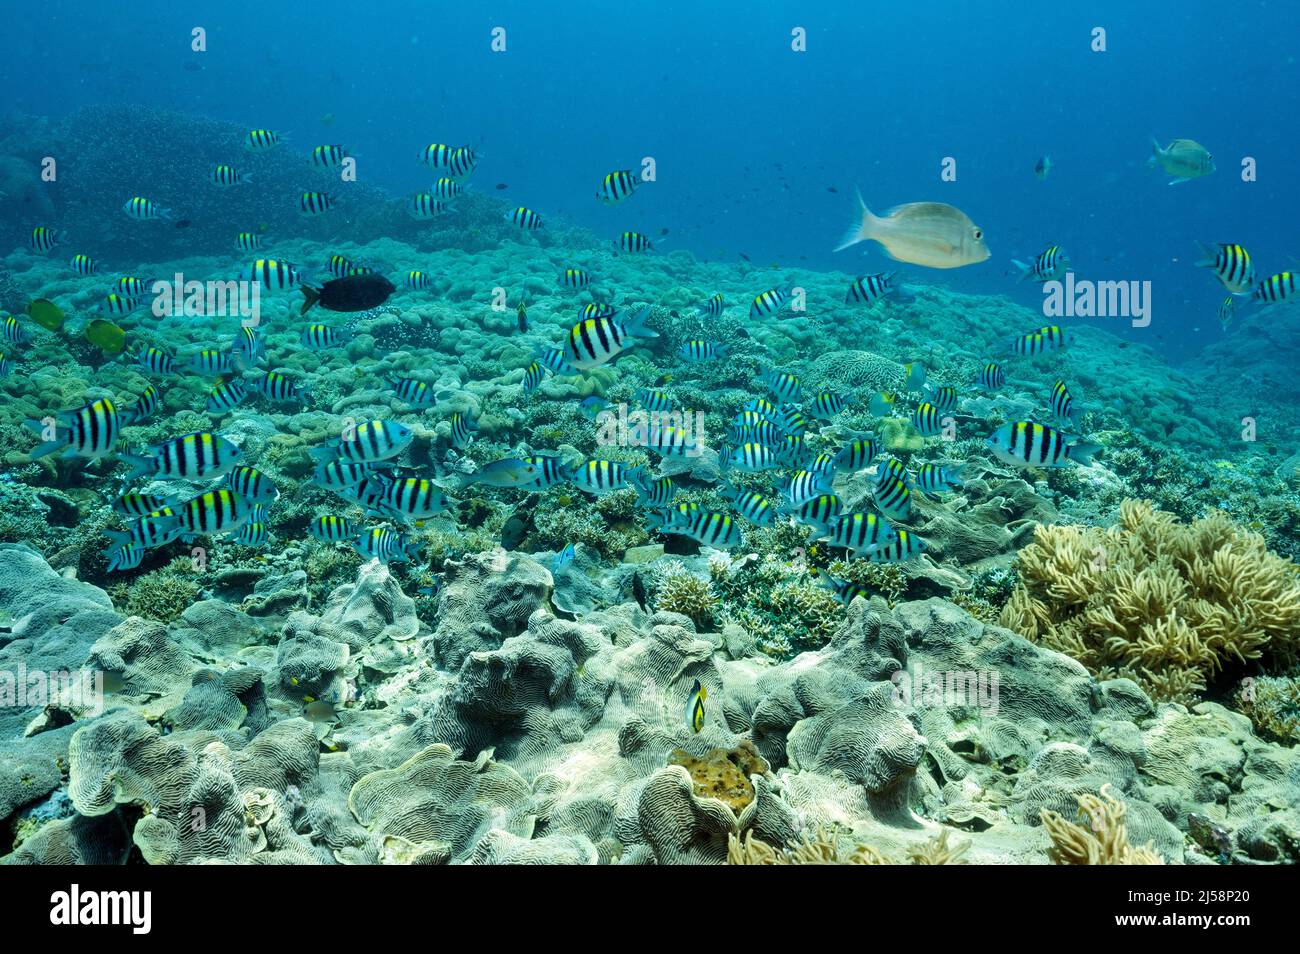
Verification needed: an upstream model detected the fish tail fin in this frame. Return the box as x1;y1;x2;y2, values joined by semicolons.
833;186;873;252
1009;259;1033;283
1147;137;1162;169
24;419;66;460
621;305;658;339
813;568;836;591
1066;440;1102;466
1194;240;1218;268
301;286;321;316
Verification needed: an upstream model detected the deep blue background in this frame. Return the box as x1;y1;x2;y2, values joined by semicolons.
4;0;1296;361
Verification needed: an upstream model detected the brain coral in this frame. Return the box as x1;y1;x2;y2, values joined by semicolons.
1000;500;1300;705
809;350;906;395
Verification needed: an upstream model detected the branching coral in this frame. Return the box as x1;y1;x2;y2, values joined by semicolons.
1239;673;1300;744
1000;500;1300;704
654;567;718;627
1040;785;1165;865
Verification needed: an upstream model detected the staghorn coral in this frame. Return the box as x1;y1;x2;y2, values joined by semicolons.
1000;500;1300;704
1039;784;1165;865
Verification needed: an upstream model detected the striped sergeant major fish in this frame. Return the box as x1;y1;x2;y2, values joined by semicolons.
371;476;454;523
245;129;287;150
1217;296;1235;328
300;324;352;350
354;527;421;564
300;191;335;215
580;302;618;320
536;346;579;376
645;423;699;458
25;398;121;461
309;515;356;542
70;253;99;275
618;231;653;253
1195;242;1254;295
240;259;307;291
210;164;252;186
804;511;897;556
121;432;243;482
987;421;1101;468
507;206;544;230
325;254;370;278
914;463;964;496
1048;380;1078;424
782;469;836;507
449;412;478;449
698;293;725;317
1;316;29;345
231;326;263;370
750;285;793;319
630;473;675;509
410;193;449;219
113;508;184;550
161;488;253;540
100;293;142;317
522;361;545;394
103;536;146;573
808;391;847;421
205;380;248;415
234;520;272;548
597;169;641;204
406;270;431;290
722;442;782;473
388;377;440;408
773;404;808;436
833;435;881;472
1010;245;1069;283
862;530;928;564
0;354;9;377
1007;325;1071;356
806;452;838;479
679;340;728;363
1253;271;1297;304
30;226;65;252
310;144;350;168
660;508;744;551
420;143;477;180
558;267;592;289
189;349;232;376
845;271;914;305
978;362;1005;390
432;177;464;200
814;569;870;605
778;492;841;525
113;491;169;516
729;419;780;447
636;388;674;413
720;485;776;527
876;457;909;490
873;472;913;521
568;459;644;495
922;384;958;413
250;371;307;404
561;304;657;371
311;419;413;464
235;232;263;252
124;385;162;425
122;197;171;220
225;465;280;503
759;367;804;403
313;459;371;489
911;401;947;437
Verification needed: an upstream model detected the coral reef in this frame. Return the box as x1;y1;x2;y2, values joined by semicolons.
1000;499;1300;704
1040;785;1166;865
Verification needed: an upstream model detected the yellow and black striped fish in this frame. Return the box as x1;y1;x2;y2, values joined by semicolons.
685;679;707;733
1007;325;1070;356
1253;271;1297;304
597;169;640;204
1195;242;1254;295
245;129;286;151
987;421;1101;469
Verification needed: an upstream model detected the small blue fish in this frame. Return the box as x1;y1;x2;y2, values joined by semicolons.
552;543;576;574
581;396;610;420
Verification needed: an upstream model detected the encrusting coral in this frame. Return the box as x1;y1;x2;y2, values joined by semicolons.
1039;785;1165;865
667;741;768;814
1000;499;1300;704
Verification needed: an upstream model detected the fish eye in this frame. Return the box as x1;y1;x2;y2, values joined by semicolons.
973;229;983;240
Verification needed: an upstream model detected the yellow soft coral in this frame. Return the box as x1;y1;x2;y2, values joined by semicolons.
1040;784;1165;865
1000;500;1300;704
727;828;965;865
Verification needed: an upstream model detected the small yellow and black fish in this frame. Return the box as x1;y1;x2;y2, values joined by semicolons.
405;270;431;291
618;231;653;253
750;285;792;318
1195;242;1253;295
210;164;252;186
1048;380;1078;425
685;678;707;733
25;398;121;461
561;305;656;370
814;569;870;605
70;253;99;275
122;197;171;220
300;192;335;215
1007;325;1070;356
419;143;477;180
559;267;593;289
410;193;448;219
1253;271;1297;305
235;232;263;252
116;276;151;298
30;226;64;252
699;293;725;317
245;129;287;151
987;421;1101;468
2;315;30;345
978;362;1005;389
911;401;945;437
1011;245;1069;283
310;144;349;168
1217;296;1235;328
506;206;544;230
597;169;640;204
432;177;464;200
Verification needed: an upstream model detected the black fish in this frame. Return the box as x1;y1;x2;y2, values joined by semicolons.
500;506;535;551
739;253;751;262
495;183;509;190
175;219;192;229
301;273;396;314
827;186;838;193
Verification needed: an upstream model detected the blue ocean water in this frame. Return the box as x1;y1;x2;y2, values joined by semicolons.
5;0;1296;361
